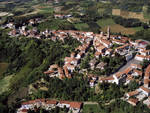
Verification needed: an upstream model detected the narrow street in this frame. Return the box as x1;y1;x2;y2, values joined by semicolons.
118;58;141;72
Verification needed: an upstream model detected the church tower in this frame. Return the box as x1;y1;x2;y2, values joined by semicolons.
100;31;103;37
107;26;110;40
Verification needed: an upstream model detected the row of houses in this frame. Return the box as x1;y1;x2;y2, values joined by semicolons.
144;64;150;88
17;99;83;113
135;50;150;61
7;18;95;44
124;64;150;107
124;86;150;106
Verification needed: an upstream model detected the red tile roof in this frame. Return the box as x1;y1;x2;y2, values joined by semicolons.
59;101;70;104
70;102;82;109
140;86;150;93
21;109;28;112
128;98;138;105
127;90;139;97
44;70;55;74
46;100;57;105
115;44;129;50
145;64;150;77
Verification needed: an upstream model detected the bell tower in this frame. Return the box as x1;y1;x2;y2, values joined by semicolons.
107;26;110;40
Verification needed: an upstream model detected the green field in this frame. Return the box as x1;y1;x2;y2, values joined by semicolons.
133;26;144;31
0;75;13;94
74;23;89;31
0;63;9;76
83;104;100;113
9;62;32;90
39;7;54;14
97;18;115;27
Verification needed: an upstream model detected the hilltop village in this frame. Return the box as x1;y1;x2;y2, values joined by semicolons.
2;18;150;113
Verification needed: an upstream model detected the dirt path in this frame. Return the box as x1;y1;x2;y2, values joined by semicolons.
83;102;98;105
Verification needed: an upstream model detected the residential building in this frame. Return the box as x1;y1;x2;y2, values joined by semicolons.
139;86;150;96
127;98;138;106
125;90;139;99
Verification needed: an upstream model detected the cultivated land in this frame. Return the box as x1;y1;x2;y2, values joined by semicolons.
97;18;143;35
101;24;136;35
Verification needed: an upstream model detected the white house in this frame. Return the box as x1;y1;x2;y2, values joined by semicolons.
69;102;83;113
135;54;145;61
132;69;142;77
113;72;126;85
99;76;114;84
140;50;150;56
57;101;70;108
45;100;57;109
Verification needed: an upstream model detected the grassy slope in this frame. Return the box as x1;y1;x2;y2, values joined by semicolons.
9;63;32;89
0;75;13;94
0;63;9;76
74;23;89;31
97;18;116;27
83;104;100;113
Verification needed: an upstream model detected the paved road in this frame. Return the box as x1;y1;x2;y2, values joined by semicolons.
118;58;141;72
110;57;141;76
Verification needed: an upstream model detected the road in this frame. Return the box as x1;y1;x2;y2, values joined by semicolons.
110;57;141;76
118;58;141;72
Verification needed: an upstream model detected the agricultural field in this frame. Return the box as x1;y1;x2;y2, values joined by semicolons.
97;18;143;35
101;24;135;35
